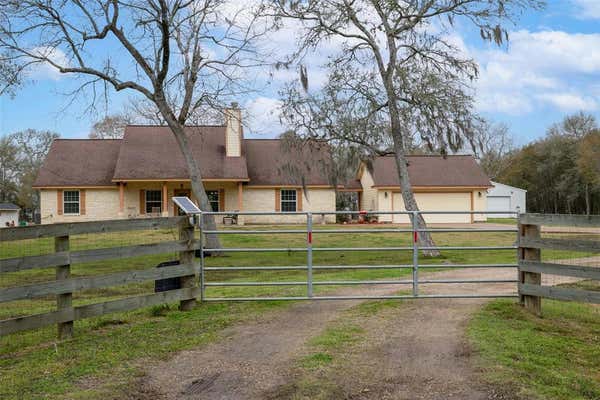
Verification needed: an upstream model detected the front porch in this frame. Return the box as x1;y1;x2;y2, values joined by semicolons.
116;180;245;222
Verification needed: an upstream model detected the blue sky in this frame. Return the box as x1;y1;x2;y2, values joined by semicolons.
1;0;599;145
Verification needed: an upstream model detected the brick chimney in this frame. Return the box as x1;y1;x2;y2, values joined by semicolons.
225;102;242;157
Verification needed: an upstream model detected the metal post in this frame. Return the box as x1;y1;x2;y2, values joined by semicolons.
307;212;313;298
412;210;419;297
199;213;205;302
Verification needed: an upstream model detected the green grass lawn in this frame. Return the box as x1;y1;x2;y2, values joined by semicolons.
487;218;518;225
468;296;600;400
0;222;592;399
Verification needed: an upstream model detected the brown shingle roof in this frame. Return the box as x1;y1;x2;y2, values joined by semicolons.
33;139;121;187
369;155;491;188
244;139;333;186
112;126;248;181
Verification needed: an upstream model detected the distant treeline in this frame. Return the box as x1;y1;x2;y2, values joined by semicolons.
494;113;600;215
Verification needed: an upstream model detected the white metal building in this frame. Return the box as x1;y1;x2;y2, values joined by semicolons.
487;181;526;218
0;203;20;227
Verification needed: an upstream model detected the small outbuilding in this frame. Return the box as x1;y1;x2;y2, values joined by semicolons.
0;203;20;227
487;181;526;218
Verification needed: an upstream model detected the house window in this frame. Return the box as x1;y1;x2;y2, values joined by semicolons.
206;190;219;212
280;189;297;212
63;190;80;214
145;190;162;214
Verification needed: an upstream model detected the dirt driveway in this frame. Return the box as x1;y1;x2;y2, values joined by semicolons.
136;268;574;400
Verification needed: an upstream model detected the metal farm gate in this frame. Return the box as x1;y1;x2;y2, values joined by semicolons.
195;210;520;302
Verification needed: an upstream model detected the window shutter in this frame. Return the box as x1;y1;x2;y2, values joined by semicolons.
139;190;145;215
219;189;225;211
80;190;86;215
57;190;63;215
296;188;302;211
275;189;280;212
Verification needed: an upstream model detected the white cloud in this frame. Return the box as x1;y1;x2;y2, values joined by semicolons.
243;96;284;136
27;47;69;81
574;0;600;19
474;30;600;114
536;93;598;111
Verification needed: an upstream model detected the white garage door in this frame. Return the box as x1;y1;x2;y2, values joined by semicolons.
487;196;511;218
392;192;472;224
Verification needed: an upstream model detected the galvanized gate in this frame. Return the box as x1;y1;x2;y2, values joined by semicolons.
196;211;519;301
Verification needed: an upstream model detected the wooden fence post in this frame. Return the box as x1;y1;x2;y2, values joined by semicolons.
179;219;197;311
55;235;73;339
519;223;542;316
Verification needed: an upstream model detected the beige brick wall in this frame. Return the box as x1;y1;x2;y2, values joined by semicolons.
225;108;242;157
377;189;393;222
40;188;120;224
473;189;488;222
242;187;336;224
359;167;378;211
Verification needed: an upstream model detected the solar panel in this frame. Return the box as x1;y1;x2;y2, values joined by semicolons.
172;196;201;215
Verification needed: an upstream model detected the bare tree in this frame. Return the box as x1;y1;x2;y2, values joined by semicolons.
89;114;130;139
0;135;19;202
274;0;542;254
0;0;268;248
549;111;597;139
0;129;58;212
124;96;225;126
473;119;514;180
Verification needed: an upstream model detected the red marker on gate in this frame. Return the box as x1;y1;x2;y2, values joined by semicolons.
414;231;418;243
308;232;313;244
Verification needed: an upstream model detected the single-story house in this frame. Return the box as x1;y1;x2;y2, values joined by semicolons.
487;181;526;218
0;203;20;227
33;106;492;225
33;107;339;225
358;156;492;223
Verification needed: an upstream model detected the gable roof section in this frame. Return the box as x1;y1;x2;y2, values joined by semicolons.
112;125;248;181
369;155;491;188
490;181;527;193
244;139;333;186
33;139;121;187
0;203;19;210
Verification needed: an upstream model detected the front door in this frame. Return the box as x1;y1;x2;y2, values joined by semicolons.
174;189;192;216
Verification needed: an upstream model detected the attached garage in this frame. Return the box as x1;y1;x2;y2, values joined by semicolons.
359;155;492;224
391;192;472;224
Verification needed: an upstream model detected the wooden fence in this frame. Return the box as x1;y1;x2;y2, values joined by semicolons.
0;217;200;338
518;213;600;315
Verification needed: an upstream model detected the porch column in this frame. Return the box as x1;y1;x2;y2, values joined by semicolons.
162;182;169;217
237;182;244;225
118;182;125;218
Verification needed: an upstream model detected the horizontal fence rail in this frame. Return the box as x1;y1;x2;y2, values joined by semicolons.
1;217;185;241
0;216;198;338
518;213;600;315
198;209;520;302
1;209;525;338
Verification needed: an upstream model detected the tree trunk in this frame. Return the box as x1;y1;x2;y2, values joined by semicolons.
154;99;221;250
585;184;591;216
387;107;440;257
